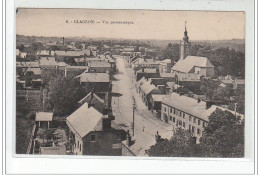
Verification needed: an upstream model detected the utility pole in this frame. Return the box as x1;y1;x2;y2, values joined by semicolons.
234;103;237;117
132;100;136;136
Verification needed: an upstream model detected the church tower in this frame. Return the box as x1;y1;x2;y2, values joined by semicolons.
179;21;191;60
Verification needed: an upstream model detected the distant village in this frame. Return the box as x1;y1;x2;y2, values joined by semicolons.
16;24;245;157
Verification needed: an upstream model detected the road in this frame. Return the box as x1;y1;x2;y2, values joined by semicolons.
111;55;173;156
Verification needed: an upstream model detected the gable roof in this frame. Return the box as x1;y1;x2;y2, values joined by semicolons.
140;81;161;94
78;92;105;113
24;67;42;75
78;72;110;83
16;61;39;68
172;56;214;73
66;103;103;138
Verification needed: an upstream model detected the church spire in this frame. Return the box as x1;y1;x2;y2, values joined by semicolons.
184;20;187;36
183;20;189;42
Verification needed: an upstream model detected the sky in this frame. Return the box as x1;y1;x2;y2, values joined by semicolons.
16;9;245;40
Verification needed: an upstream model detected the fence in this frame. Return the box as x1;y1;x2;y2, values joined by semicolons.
26;123;37;154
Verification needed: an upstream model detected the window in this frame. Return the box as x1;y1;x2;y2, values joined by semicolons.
170;108;172;113
77;141;79;148
90;135;96;142
197;129;201;135
183;122;185;128
189;125;191;132
192;126;195;133
179;120;182;126
193;118;196;123
203;122;205;127
173;109;176;114
172;117;175;123
80;144;81;152
179;112;182;117
189;116;192;121
164;107;166;112
198;120;201;125
176;120;178;126
183;113;185;118
170;116;172;121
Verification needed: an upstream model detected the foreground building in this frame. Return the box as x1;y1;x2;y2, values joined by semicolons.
66;102;125;156
161;92;243;143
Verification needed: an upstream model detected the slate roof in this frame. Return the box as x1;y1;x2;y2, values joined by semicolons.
78;92;105;113
78;72;110;83
66;103;103;138
35;112;53;121
140;81;161;95
172;56;214;73
162;92;243;121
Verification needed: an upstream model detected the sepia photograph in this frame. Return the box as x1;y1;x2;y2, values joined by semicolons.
15;9;246;157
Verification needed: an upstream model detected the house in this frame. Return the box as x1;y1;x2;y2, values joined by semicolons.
87;60;111;73
159;73;176;82
132;58;160;69
35;112;53;128
159;59;173;73
161;92;244;143
76;72;110;93
150;94;168;118
78;92;105;114
16;61;40;80
139;80;162;109
24;67;42;87
66;102;125;156
171;56;214;77
135;68;160;82
64;66;88;77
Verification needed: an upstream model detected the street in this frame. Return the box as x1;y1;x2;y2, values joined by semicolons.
111;55;173;156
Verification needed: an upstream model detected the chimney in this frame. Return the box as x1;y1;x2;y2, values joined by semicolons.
206;101;213;109
102;117;111;130
126;130;132;146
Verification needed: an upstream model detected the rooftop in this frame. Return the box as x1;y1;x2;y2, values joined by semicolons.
78;72;110;83
66;103;103;138
78;92;105;114
172;56;214;73
24;67;42;75
88;60;111;68
35;112;53;122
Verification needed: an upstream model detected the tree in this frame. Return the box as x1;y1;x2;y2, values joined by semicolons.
48;75;86;116
145;128;200;157
200;109;244;157
161;43;179;61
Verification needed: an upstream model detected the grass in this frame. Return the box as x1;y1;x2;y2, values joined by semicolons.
16;116;34;154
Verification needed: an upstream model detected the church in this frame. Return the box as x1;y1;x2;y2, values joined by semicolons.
171;22;214;79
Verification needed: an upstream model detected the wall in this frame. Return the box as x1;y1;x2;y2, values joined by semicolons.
83;130;122;156
161;103;207;143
